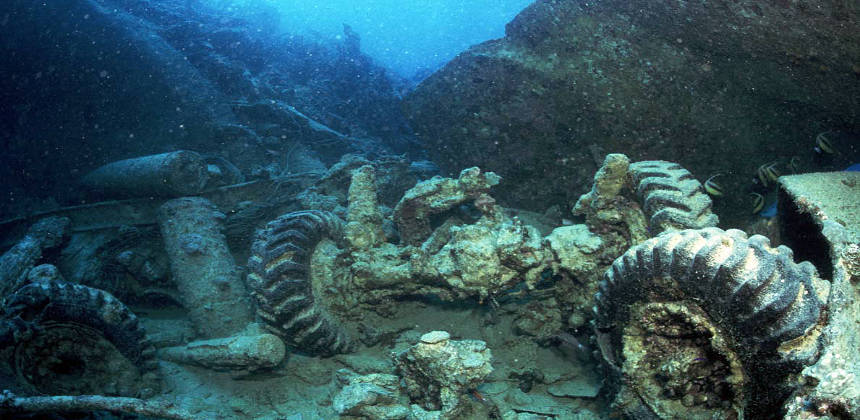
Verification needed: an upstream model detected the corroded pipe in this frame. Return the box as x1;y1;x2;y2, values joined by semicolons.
158;197;253;338
345;165;385;250
81;151;210;198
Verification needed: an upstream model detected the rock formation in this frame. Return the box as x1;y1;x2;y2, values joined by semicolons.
404;0;859;224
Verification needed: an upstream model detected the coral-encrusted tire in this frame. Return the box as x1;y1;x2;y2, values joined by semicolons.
4;280;158;397
628;161;719;234
247;210;352;356
594;228;826;419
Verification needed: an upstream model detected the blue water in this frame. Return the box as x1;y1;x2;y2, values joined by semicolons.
760;202;778;218
204;0;534;77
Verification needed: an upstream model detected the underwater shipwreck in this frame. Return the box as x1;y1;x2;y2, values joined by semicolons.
0;151;858;419
1;0;859;419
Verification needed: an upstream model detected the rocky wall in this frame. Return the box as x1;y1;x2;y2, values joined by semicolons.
403;0;860;225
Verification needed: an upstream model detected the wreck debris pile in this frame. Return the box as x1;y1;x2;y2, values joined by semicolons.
0;150;857;418
246;155;728;357
394;331;494;418
333;371;410;419
0;0;854;417
393;167;501;245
